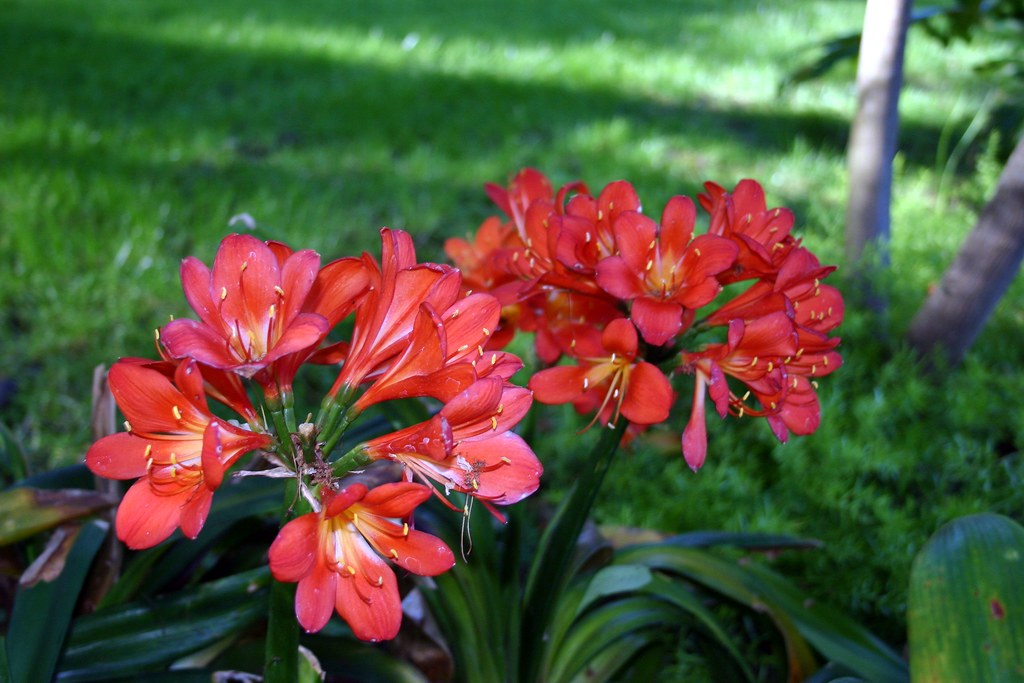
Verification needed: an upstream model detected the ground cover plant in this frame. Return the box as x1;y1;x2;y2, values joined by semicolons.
3;0;1024;670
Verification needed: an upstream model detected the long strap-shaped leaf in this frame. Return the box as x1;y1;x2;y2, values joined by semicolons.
57;567;270;682
616;543;908;683
6;520;108;683
519;422;625;683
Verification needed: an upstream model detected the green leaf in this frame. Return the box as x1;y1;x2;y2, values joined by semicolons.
300;635;429;683
616;542;908;683
6;520;109;683
0;487;114;546
57;567;270;682
909;513;1024;682
547;595;677;683
665;530;823;551
575;565;653;616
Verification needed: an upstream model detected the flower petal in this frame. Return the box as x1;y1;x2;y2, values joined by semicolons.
630;298;683;347
335;559;401;642
529;365;586;405
619;362;673;425
269;513;320;582
115;478;187;549
296;560;338;633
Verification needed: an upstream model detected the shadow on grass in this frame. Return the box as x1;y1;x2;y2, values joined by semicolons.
2;1;960;205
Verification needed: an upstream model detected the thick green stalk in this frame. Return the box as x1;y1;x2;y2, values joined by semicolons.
263;580;299;683
519;421;626;683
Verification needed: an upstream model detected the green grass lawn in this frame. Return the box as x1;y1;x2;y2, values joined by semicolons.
3;0;1023;649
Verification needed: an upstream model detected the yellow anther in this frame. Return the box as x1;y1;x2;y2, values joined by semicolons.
124;420;132;432
792;377;798;389
482;327;490;336
646;259;653;271
811;364;817;376
240;261;248;271
347;566;357;576
742;391;751;401
144;444;152;458
154;328;161;341
490;354;498;365
274;285;285;297
827;306;833;317
694;247;701;257
490;416;498;430
795;348;804;358
477;345;485;355
812;381;819;389
170;452;178;465
220;286;228;301
597;210;604;221
512;252;520;262
585;231;592;242
496;403;504;414
170;467;177;478
172;405;182;420
376;576;384;586
767;361;774;372
501;456;512;465
390;549;399;559
823;356;829;366
402;523;409;537
749;356;758;366
770;401;777;410
268;303;276;318
583;377;590;390
738;407;745;418
457;344;469;352
451;309;460;318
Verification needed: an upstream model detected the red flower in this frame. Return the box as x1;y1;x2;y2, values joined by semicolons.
364;378;541;511
595;197;739;346
699;179;797;283
329;229;461;397
680;312;798;470
160;234;331;380
555;180;641;276
529;318;674;427
86;359;271;549
268;482;455;640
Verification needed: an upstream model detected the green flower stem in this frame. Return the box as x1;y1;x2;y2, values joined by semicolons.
267;407;294;463
320;406;361;459
281;389;298;435
263;579;299;683
331;446;373;478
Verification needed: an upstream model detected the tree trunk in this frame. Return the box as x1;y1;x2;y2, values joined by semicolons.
907;134;1024;365
845;0;912;314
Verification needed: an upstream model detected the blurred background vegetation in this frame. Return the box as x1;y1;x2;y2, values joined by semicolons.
2;0;1023;648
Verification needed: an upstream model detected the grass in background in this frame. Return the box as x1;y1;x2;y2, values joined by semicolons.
3;0;1023;647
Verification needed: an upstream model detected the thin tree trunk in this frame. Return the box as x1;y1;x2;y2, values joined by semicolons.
907;134;1024;365
845;0;912;315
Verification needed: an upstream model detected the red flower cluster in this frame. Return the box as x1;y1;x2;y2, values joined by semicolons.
446;169;843;471
87;229;542;641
